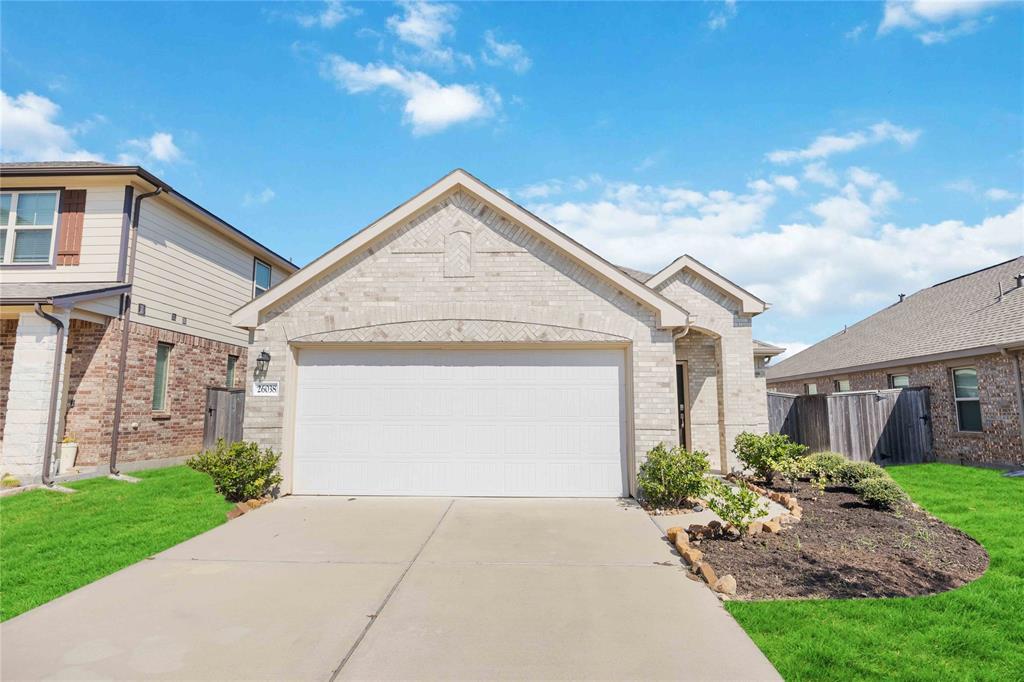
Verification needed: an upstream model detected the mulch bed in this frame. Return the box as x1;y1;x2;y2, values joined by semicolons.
697;480;988;600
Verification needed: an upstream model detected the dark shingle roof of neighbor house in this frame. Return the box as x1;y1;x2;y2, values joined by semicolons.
766;256;1024;381
616;265;654;283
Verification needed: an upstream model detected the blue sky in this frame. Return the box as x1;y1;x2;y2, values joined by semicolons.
2;1;1022;357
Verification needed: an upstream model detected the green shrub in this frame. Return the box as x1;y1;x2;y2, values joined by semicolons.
732;432;808;485
637;443;711;508
706;479;767;534
837;460;889;487
187;440;282;502
854;477;908;511
802;451;848;482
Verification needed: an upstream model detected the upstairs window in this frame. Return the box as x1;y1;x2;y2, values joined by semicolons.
834;379;852;392
952;367;982;432
0;191;59;264
889;374;910;389
804;383;818;395
253;258;271;298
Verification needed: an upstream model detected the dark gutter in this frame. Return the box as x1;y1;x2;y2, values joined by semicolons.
33;304;66;487
0;284;132;307
108;188;162;476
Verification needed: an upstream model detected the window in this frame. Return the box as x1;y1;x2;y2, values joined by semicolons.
253;259;271;298
0;191;59;264
226;355;238;388
952;367;982;432
152;343;172;411
889;374;910;389
834;379;852;392
804;383;818;395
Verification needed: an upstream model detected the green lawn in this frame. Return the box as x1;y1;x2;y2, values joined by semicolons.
727;463;1024;681
0;466;231;621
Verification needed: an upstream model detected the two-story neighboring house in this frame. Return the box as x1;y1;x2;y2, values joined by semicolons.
0;162;297;484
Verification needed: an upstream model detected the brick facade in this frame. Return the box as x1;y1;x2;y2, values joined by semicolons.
768;351;1024;466
244;189;769;491
62;318;248;467
0;319;16;450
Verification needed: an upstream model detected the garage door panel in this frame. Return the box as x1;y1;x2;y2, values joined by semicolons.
293;348;627;496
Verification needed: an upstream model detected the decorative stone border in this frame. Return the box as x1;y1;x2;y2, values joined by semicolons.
226;495;274;520
666;479;805;598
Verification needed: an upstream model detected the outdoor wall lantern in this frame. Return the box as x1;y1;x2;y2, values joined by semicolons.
254;350;271;380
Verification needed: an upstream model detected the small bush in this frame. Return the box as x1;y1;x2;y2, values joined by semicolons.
637;443;711;508
802;452;848;482
706;479;767;534
854;477;908;511
732;432;808;485
187;440;282;502
837;460;889;487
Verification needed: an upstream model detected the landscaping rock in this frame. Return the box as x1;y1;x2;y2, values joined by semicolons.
725;526;741;540
746;521;763;536
698;561;718;585
707;520;723;533
234;502;249;515
674;535;690;555
226;507;245;520
666;526;685;543
762;519;782;534
687;524;709;539
713;574;737;595
681;547;703;565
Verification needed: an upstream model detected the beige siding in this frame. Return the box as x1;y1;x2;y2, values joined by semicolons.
0;182;126;283
132;198;278;345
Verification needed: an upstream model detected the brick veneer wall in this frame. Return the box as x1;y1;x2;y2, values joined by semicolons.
63;318;247;467
768;351;1024;466
0;319;17;448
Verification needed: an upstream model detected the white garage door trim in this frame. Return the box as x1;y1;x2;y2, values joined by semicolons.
291;346;630;497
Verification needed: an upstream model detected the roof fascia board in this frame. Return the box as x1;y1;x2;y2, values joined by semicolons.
1;166;296;274
233;170;690;329
647;254;767;315
766;344;1017;382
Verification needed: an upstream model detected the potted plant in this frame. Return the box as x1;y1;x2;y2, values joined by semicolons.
59;435;78;474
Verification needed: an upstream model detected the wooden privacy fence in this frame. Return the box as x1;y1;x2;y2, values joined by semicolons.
767;388;933;464
203;387;245;450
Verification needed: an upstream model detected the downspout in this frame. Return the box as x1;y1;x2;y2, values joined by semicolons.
34;303;66;487
1003;347;1024;451
108;187;163;475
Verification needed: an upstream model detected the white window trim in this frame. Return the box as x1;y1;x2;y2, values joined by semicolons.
253;258;272;298
0;190;61;266
152;342;173;412
888;374;910;389
804;383;818;395
951;366;982;432
834;378;852;393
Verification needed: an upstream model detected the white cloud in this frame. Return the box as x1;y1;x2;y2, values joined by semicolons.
707;0;738;31
0;90;102;161
296;0;360;29
320;55;499;135
772;175;800;192
386;0;470;67
118;131;184;165
879;1;1007;43
845;23;868;40
481;30;532;74
767;121;921;164
243;187;276;207
985;187;1018;201
521;172;1022;319
803;162;839;187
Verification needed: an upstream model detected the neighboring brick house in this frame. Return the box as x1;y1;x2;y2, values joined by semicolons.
0;162;297;483
232;169;783;497
767;257;1024;467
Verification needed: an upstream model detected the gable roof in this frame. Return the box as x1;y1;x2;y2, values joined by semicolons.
767;257;1024;381
753;339;786;357
1;162;297;274
232;169;691;329
645;254;768;315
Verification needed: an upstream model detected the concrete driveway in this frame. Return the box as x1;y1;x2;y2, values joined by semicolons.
1;497;780;681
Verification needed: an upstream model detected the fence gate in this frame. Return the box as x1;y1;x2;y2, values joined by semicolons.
203;387;245;449
768;387;933;464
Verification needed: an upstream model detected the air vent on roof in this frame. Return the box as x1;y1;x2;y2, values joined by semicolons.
898;293;905;303
1016;273;1023;288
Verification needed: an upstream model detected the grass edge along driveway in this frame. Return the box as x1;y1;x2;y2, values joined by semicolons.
727;463;1023;682
1;465;231;621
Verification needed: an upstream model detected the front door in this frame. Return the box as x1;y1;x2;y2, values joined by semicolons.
676;362;688;450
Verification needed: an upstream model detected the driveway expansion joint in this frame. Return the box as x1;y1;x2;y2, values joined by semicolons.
328;498;456;681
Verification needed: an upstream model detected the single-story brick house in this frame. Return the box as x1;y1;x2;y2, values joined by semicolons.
233;169;783;497
767;257;1024;467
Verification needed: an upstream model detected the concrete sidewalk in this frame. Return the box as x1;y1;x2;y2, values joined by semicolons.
1;497;780;681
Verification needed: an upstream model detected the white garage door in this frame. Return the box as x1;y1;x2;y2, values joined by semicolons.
293;348;628;496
